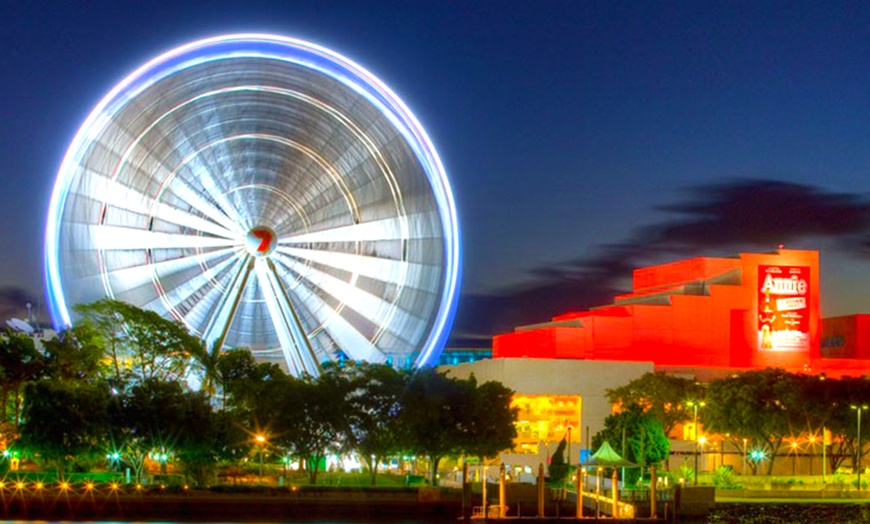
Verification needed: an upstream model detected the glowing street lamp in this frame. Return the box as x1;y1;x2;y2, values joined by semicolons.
255;434;267;479
106;451;121;471
686;400;705;486
851;405;868;490
749;449;766;475
790;440;798;476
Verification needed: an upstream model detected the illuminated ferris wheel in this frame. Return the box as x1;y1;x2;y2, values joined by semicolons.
44;35;461;376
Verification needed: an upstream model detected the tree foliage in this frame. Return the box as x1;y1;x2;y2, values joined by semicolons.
399;368;516;485
548;436;569;482
19;380;110;477
607;371;704;436
74;299;202;383
703;369;802;475
592;404;670;473
342;362;406;486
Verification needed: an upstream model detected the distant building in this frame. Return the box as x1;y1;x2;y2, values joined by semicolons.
493;248;870;378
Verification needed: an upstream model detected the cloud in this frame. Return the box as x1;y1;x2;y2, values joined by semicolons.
449;179;870;345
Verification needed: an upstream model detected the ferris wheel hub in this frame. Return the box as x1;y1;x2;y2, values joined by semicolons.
245;226;277;257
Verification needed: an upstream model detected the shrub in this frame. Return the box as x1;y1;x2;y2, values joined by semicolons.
712;465;741;490
677;463;694;485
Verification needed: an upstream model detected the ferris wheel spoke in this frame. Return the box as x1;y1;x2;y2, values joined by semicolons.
277;246;441;292
201;255;254;351
105;247;237;293
142;253;241;318
274;269;389;364
93;225;242;251
91;176;240;240
152;203;242;240
168;176;247;235
273;252;426;344
279;216;413;244
254;258;321;376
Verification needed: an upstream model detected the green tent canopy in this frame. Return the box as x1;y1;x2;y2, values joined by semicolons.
581;441;637;468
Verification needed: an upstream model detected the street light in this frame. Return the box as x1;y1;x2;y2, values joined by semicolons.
808;436;816;476
687;400;706;486
790;440;798;477
851;405;868;490
698;437;707;478
256;434;267;480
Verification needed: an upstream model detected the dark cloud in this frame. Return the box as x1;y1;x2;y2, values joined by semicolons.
449;179;870;346
652;180;870;250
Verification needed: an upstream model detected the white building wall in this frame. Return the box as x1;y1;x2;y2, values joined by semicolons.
441;357;654;450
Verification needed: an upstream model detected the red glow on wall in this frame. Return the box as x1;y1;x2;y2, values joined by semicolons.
492;249;867;375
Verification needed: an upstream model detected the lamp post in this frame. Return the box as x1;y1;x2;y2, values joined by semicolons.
851;405;868;490
808;436;816;476
790;441;798;477
564;425;572;498
742;438;748;476
256;434;267;479
687;401;705;486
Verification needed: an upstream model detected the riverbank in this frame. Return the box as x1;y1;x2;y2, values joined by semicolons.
0;486;463;522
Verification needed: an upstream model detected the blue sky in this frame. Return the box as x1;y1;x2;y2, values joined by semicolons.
3;1;870;340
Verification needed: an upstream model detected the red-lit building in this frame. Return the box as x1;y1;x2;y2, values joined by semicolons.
494;248;870;377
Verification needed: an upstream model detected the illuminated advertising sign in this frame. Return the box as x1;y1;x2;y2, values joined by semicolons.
758;265;810;352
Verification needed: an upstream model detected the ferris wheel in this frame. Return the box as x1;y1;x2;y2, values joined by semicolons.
44;34;461;376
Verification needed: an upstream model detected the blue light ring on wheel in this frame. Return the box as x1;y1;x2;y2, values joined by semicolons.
45;34;461;367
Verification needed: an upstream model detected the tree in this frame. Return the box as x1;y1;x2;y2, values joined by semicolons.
109;378;189;483
399;368;470;485
548;437;569;482
0;329;44;429
399;369;517;486
703;369;803;475
18;380;110;477
811;375;870;473
460;378;517;460
273;372;351;485
592;403;670;482
41;323;106;382
174;391;236;487
607;371;704;437
75;299;202;383
342;362;407;486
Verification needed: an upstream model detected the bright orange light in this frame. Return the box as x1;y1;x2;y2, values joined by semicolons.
85;482;94;491
791;441;798;449
59;482;69;491
110;482;119;490
35;482;43;490
255;434;266;443
15;482;25;490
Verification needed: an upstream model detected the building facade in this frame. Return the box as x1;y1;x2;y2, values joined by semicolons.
493;248;870;377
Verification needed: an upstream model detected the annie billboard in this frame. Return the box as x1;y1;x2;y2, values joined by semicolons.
758;265;810;352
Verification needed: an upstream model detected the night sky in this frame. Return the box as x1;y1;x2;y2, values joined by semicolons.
3;1;870;344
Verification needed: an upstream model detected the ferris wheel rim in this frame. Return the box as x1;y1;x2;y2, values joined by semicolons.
44;33;461;369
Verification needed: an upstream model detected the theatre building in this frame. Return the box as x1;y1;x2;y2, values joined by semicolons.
443;248;870;471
